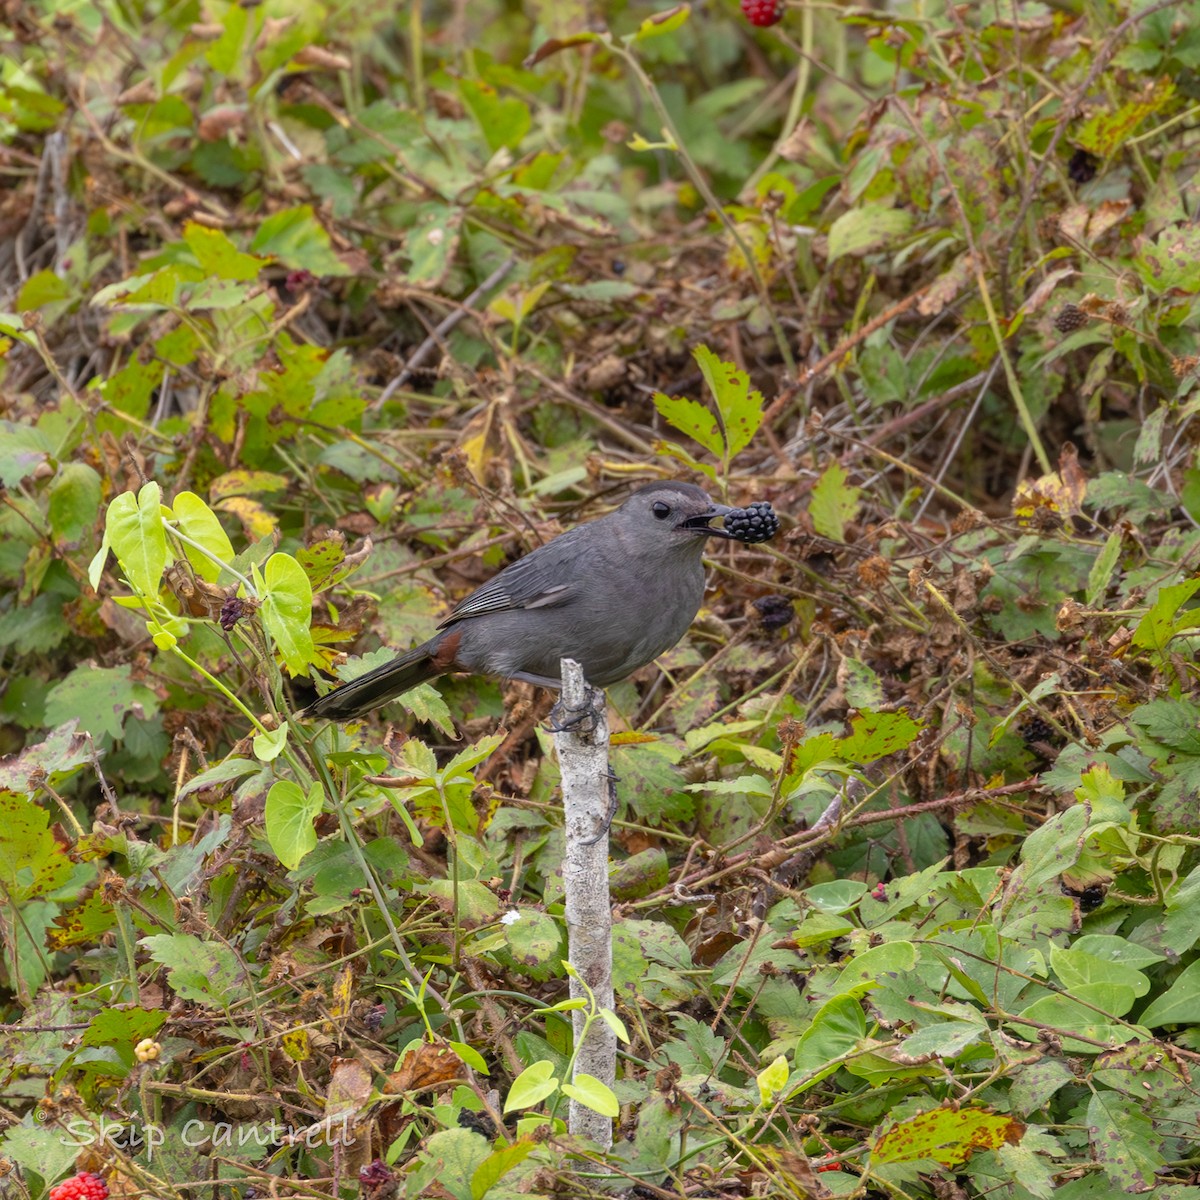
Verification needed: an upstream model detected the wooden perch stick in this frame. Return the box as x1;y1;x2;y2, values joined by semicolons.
554;658;616;1149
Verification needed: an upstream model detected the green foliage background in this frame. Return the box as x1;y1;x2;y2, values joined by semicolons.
2;1;1200;1197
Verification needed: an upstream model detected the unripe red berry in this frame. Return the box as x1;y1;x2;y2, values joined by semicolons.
49;1173;109;1200
741;0;784;27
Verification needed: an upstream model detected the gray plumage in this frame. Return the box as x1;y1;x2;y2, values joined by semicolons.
302;481;736;721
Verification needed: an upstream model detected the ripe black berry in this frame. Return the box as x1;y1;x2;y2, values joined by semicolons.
725;501;780;544
1067;149;1097;184
1054;304;1088;334
753;595;794;630
1020;715;1054;747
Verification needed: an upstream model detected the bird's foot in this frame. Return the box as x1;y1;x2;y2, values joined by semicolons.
547;684;606;735
580;767;621;846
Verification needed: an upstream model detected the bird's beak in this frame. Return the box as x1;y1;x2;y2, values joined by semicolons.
679;505;738;539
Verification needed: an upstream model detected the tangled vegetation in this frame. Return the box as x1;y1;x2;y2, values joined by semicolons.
2;1;1200;1197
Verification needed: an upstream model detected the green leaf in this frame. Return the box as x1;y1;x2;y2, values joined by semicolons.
1051;945;1148;997
442;732;506;781
1139;958;1200;1026
470;1138;535;1200
1012;985;1138;1050
840;657;884;710
1130;698;1200;755
171;491;235;582
48;463;101;547
43;665;159;741
809;461;861;541
827;205;914;261
0;420;52;486
398;682;456;737
17;268;71;311
560;1072;619;1117
82;1007;167;1049
265;779;324;870
253;724;288;762
1132;577;1200;654
140;932;244;1007
693;344;763;460
259;552;317;676
504;1060;559;1112
250;205;349;276
106;480;168;597
404;204;461;287
1085;530;1123;606
792;993;866;1092
1004;802;1090;899
459;79;531;153
652;391;725;458
1086;1089;1163;1191
831;940;918;996
501;909;563;980
182;221;265;282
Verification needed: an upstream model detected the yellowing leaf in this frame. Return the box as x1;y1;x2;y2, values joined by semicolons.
873;1107;1024;1167
215;495;278;541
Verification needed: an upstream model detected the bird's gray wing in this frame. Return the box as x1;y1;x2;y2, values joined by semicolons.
437;528;586;628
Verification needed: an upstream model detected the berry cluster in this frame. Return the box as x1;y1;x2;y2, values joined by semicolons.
49;1174;108;1200
1054;304;1088;334
726;501;780;544
1019;715;1055;747
753;594;794;631
741;0;784;27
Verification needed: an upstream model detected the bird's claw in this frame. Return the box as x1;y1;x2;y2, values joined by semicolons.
547;685;606;735
580;767;621;846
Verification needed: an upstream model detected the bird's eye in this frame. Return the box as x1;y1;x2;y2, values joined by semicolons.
652;501;671;520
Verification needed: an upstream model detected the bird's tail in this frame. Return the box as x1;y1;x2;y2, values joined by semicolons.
301;638;445;722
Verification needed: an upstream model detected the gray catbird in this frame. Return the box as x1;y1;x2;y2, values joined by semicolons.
302;481;742;721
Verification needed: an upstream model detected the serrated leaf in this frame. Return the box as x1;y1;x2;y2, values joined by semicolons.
809;461;861;541
653;391;725;458
140;933;244;1007
182;222;265;282
250;205;349;276
693;344;763;459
